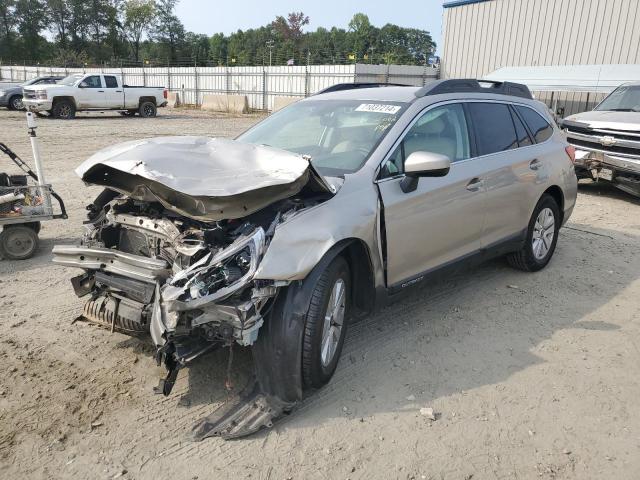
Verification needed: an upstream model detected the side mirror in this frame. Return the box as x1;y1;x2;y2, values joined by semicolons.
78;82;88;88
400;151;451;193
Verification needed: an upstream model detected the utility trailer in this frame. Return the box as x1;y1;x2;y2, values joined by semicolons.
0;112;67;259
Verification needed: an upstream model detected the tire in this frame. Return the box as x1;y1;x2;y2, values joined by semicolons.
0;225;39;260
8;95;23;111
138;101;157;118
52;99;76;119
507;194;561;272
302;256;350;389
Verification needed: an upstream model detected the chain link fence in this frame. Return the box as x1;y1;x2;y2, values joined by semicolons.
0;63;440;112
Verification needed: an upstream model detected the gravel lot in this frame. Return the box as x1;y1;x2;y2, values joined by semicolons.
0;108;639;480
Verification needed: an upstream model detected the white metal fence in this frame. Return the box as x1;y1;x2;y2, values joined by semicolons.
0;64;439;111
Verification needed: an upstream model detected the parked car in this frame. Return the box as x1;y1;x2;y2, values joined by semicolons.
561;82;640;198
52;79;577;439
22;73;167;119
0;76;63;110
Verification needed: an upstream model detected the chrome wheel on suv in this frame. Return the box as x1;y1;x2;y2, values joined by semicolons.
507;194;561;272
532;207;555;260
302;256;350;388
320;278;346;367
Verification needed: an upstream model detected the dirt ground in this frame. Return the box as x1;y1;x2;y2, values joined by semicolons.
0;108;639;480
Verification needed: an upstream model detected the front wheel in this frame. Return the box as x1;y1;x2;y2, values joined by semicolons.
52;99;75;119
138;101;157;118
302;256;350;389
507;194;561;272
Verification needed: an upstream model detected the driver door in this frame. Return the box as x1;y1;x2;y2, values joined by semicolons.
376;102;487;287
75;75;104;108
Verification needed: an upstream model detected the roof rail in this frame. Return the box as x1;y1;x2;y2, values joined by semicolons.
415;79;533;99
316;82;410;95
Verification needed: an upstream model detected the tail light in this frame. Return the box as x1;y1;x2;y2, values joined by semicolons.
565;145;576;164
163;89;168;99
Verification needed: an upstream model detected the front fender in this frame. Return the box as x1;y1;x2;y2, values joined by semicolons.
254;179;382;282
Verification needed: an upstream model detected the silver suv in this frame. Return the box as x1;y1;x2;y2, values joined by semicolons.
53;79;578;439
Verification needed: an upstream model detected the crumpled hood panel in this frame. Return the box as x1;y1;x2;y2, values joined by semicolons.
76;136;327;221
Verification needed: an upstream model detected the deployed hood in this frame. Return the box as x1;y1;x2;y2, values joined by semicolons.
563;110;640;131
77;136;333;221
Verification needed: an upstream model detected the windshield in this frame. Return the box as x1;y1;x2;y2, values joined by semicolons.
595;85;640;112
58;74;84;86
237;99;407;176
20;78;40;86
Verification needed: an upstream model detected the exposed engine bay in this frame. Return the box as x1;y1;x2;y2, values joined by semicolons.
52;136;337;438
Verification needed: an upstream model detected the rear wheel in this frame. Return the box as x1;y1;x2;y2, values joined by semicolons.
507;194;560;272
302;256;350;389
0;225;39;260
8;95;24;110
52;99;75;119
138;101;157;118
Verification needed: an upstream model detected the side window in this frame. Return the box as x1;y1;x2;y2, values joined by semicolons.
82;76;102;88
510;107;533;147
403;104;470;162
468;103;519;155
104;76;118;88
515;105;553;143
381;103;471;178
380;103;470;178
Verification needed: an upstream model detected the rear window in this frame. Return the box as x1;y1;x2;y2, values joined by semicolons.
104;76;118;88
467;103;518;156
515;106;553;143
510;107;533;147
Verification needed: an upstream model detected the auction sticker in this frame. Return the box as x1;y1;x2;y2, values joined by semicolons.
356;104;402;114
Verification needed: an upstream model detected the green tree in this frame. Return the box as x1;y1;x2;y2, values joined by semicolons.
152;0;185;62
0;0;17;58
208;33;227;65
348;13;372;60
15;0;49;60
124;0;155;61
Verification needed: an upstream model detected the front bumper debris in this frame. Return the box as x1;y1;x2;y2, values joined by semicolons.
571;147;640;197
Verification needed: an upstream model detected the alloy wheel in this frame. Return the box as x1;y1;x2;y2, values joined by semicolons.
320;278;346;367
532;207;555;260
11;96;24;110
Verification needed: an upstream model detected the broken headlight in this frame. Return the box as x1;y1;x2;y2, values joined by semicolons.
162;227;266;312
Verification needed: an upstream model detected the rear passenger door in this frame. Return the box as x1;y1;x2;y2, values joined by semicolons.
103;75;124;109
466;101;550;247
377;102;487;287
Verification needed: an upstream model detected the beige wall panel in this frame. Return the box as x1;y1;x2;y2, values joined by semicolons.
442;0;640;79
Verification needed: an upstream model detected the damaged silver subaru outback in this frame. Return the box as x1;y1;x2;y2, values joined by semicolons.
53;79;578;439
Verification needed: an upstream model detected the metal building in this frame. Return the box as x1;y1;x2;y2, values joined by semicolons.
441;0;640;115
442;0;640;79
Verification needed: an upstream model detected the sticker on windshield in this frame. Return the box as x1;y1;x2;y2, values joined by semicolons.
355;104;401;114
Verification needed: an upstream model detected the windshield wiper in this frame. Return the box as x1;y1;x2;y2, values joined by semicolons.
607;108;639;112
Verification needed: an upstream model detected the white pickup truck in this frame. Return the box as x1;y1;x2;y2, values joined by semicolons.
22;73;167;119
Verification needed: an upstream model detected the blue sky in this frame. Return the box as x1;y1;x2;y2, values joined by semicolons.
175;0;445;53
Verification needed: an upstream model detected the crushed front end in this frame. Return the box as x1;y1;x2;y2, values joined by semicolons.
54;196;291;392
53;137;336;438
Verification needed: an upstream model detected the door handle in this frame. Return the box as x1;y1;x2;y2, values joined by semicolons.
116;90;122;93
98;90;104;93
529;158;542;170
466;178;483;192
